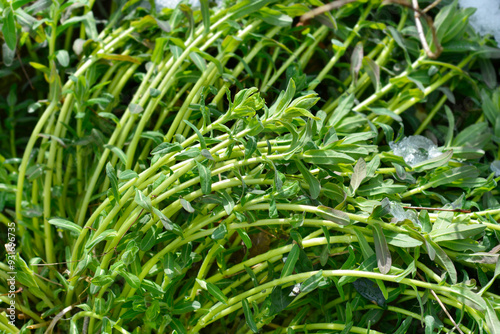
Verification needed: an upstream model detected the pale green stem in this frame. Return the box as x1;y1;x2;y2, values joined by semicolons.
291;323;383;334
262;25;328;94
308;3;373;91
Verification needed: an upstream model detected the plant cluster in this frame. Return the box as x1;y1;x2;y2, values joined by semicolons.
1;0;500;333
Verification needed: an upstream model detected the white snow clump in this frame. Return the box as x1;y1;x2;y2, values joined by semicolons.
491;160;500;177
155;0;223;10
458;0;500;46
389;135;442;167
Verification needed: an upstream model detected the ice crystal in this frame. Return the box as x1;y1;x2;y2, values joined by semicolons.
390;135;441;167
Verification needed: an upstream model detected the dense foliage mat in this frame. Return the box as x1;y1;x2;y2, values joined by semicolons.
1;0;500;333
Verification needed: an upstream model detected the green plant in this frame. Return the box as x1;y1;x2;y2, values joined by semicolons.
1;0;500;333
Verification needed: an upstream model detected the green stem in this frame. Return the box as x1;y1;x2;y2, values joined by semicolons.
291;323;383;334
308;3;373;91
414;93;449;135
70;311;130;334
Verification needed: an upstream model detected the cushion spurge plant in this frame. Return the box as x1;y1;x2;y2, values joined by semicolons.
1;0;500;333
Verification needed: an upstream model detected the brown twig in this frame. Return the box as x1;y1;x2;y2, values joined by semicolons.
403;206;471;213
423;0;442;13
101;208;144;256
301;0;443;59
411;0;442;58
31;260;79;266
26;321;51;329
34;273;64;287
0;287;23;296
383;0;443;58
256;226;278;239
300;0;358;22
417;272;464;334
16;49;34;89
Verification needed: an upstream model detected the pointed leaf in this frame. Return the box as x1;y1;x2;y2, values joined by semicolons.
317;206;350;225
134;189;152;212
48;218;82;234
242;298;259;333
350;158;366;194
372;223;391;274
281;244;300;278
197;161;211;194
295;160;320;199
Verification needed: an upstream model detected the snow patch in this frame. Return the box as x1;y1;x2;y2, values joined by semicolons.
389;135;442;167
458;0;500;46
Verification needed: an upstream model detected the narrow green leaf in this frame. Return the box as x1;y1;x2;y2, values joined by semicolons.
2;9;17;51
128;103;143;114
317;206;350;225
189;51;207;72
256;7;292;27
429;166;479;187
118;169;138;181
425;236;457;284
140;227;158;251
301;270;323;293
412;150;453;172
55;49;70;67
268;286;294;315
281;244;300;278
212;223;227;240
363;57;380;91
134;189;152;212
350;158;366;194
169;317;186;334
151;142;183;155
350;42;363;84
486;299;500;334
376;279;389;300
353;228;375;260
152;207;180;235
372;223;391;274
117;270;141;289
395;260;416;282
91;275;114;287
295;160;320;199
48;218;82;234
450;286;486;311
430;224;486;242
200;0;210;34
201;148;214;161
230;0;276;19
236;229;252;249
172;301;201;314
244;265;259;287
444;105;455;147
370;107;402;123
85;230;116;251
104;144;128;166
327;94;355;127
196;279;228;304
191;47;223;75
106;163;120;203
98;112;120;127
163;253;182;279
219;190;234;215
384;231;422;248
353;277;386;308
197;161;211;194
184;120;206;149
302;150;355;165
242;298;259;333
180;198;195;213
244;136;257;159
